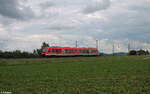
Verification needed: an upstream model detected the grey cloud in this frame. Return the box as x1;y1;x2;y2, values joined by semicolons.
128;1;150;13
82;0;111;14
40;1;54;9
0;0;34;20
47;25;75;31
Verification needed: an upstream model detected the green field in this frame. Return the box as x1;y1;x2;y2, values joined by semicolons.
0;56;150;94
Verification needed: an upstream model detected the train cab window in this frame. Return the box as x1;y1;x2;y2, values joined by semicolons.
42;47;48;53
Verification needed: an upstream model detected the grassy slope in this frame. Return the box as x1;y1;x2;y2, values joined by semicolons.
0;56;150;94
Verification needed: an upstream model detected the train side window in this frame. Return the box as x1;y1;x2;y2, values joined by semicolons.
59;49;61;53
85;50;87;53
69;49;71;54
72;50;74;53
52;49;55;53
92;50;94;53
70;50;72;53
86;50;88;53
48;49;51;53
75;50;77;53
67;49;69;53
55;49;57;53
66;49;68;53
56;49;59;53
80;50;82;53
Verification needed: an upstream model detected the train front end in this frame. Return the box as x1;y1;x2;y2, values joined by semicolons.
41;47;48;57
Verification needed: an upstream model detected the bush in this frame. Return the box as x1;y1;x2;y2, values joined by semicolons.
129;49;149;55
129;50;137;55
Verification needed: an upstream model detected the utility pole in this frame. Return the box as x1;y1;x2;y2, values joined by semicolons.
96;40;98;49
112;44;115;56
76;40;78;48
128;43;130;53
99;40;100;51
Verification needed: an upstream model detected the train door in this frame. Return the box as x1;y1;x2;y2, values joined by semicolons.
62;49;65;55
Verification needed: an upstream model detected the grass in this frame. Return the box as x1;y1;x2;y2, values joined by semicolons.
0;56;150;94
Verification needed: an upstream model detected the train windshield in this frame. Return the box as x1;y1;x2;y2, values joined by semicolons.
42;47;48;53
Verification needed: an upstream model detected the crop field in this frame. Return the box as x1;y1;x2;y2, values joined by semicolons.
0;56;150;94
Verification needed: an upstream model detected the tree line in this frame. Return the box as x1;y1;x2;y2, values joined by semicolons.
0;42;49;58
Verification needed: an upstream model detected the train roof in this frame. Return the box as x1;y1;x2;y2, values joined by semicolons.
48;46;98;49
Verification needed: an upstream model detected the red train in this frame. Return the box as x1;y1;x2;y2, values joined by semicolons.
41;47;99;56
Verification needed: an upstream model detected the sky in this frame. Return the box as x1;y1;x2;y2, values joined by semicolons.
0;0;150;53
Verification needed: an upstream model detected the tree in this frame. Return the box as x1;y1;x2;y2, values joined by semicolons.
33;42;49;56
129;50;137;55
145;50;149;55
41;42;49;50
137;49;146;55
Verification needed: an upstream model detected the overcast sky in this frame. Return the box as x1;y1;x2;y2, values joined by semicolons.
0;0;150;53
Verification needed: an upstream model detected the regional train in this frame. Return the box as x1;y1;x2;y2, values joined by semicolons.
41;47;99;57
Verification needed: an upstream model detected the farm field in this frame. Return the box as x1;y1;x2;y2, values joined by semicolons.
0;56;150;94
